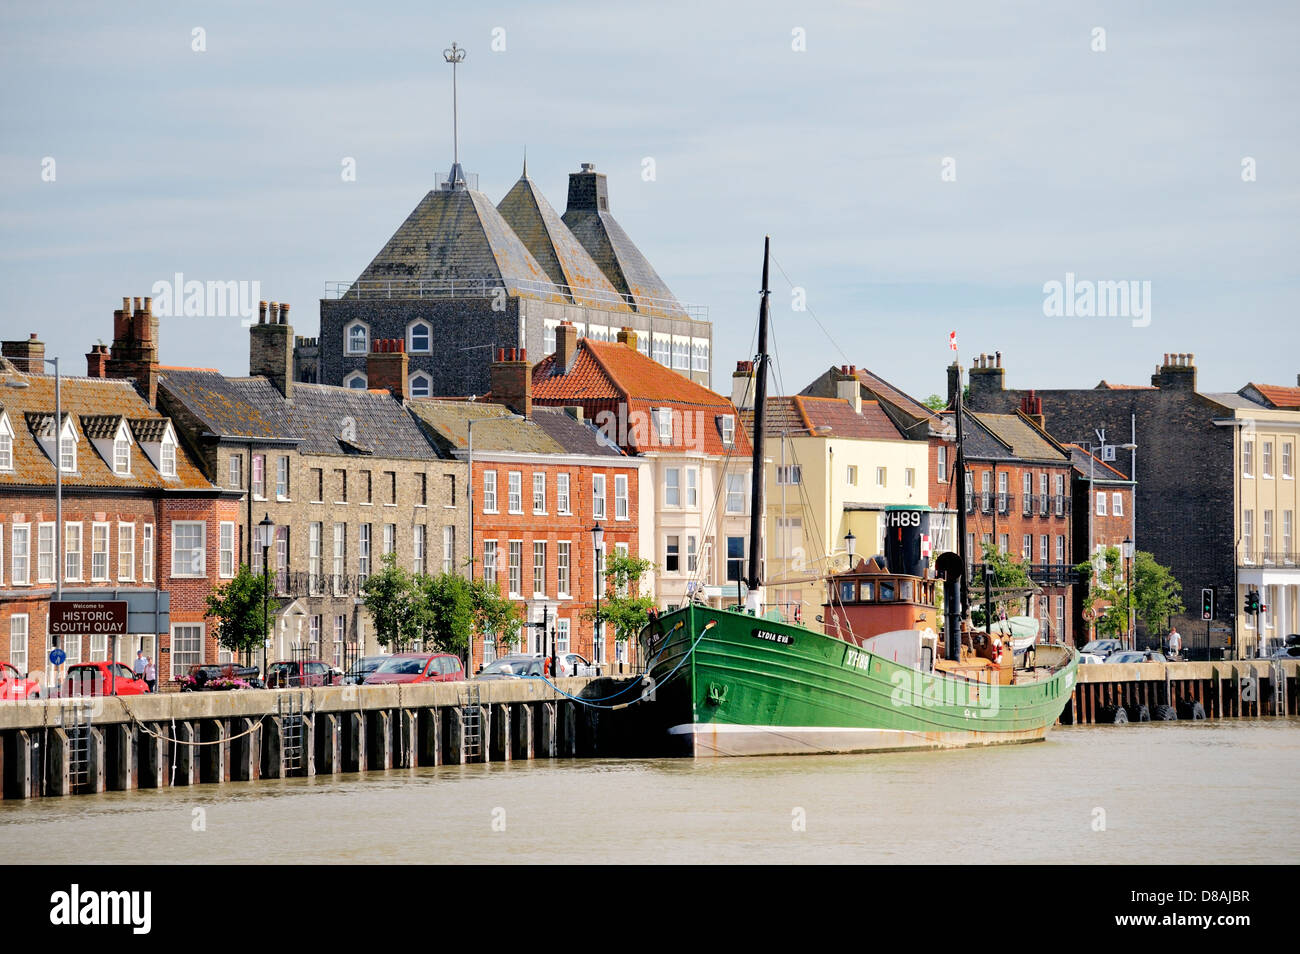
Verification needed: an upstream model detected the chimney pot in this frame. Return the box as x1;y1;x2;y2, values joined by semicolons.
122;297;131;315
133;297;142;312
143;296;152;314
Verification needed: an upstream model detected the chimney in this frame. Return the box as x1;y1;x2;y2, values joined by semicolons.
835;365;861;414
967;351;1006;404
250;299;294;399
489;347;532;417
563;405;584;424
367;338;409;402
1019;390;1045;429
947;362;963;412
1;333;46;374
732;360;755;410
86;344;110;378
555;321;579;374
565;162;610;214
105;295;160;406
616;327;639;352
1151;351;1197;391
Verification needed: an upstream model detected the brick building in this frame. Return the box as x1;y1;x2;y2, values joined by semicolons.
1;318;239;689
156;303;464;664
529;323;751;611
1065;442;1136;642
313;161;711;397
409;394;647;671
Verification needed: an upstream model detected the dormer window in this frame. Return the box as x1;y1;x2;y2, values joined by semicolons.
114;437;131;475
345;321;369;355
720;414;735;447
0;413;13;471
57;417;78;472
654;407;673;444
160;434;177;477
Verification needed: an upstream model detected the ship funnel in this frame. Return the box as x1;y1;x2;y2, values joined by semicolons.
883;506;933;578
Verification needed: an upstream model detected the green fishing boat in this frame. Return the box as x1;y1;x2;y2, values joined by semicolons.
636;238;1077;757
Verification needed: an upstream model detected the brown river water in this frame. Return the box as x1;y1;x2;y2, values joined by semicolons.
5;719;1297;864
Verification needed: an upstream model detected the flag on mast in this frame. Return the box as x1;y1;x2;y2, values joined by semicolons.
949;331;958;352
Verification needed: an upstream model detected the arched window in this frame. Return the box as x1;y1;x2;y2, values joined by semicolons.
343;371;367;390
408;321;431;353
345;321;369;355
409;372;432;399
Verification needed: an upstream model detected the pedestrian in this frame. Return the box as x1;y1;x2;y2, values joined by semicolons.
1168;626;1182;661
132;649;147;679
143;656;157;693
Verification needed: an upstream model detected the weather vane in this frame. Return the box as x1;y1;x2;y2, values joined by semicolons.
443;42;467;171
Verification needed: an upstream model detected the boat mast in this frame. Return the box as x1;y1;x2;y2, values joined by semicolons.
953;361;970;622
745;236;772;612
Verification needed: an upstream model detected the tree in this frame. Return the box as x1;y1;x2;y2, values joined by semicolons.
923;394;947;411
587;553;657;647
469;578;523;659
1132;550;1184;638
204;564;276;663
971;542;1033;626
361;553;421;651
413;571;474;656
1075;545;1129;639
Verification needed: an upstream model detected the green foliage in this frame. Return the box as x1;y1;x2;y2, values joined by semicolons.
971;542;1033;626
414;571;474;656
587;552;657;644
361;553;422;651
1132;550;1184;635
923;394;947;411
204;564;276;659
468;577;523;657
1076;545;1129;638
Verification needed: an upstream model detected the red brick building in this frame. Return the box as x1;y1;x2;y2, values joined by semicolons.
409;393;643;672
0;320;239;690
1066;442;1137;642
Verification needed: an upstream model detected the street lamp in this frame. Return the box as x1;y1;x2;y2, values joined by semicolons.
1122;535;1134;650
257;512;275;678
844;530;856;564
591;521;605;672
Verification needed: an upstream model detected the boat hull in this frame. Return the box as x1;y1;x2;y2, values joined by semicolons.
640;604;1077;758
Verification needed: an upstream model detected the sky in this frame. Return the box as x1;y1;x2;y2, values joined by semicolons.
1;0;1297;402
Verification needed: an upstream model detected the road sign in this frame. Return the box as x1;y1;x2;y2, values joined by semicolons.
49;648;66;666
49;600;128;636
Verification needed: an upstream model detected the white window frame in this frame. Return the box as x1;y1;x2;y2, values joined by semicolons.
1262;441;1274;479
407;321;432;354
65;522;83;582
508;541;522;597
507;471;523;514
876;466;886;486
142;524;154;583
556;617;570;655
91;522;110;581
905;468;915;489
408;372;432;399
557;541;571;598
345;320;369;355
36;522;56;583
593;474;607;520
443;525;455;574
533;541;547;597
557;473;571;514
615;474;629;520
1243;440;1254;477
113;436;131;475
160;435;177;478
654;407;673;444
343;371;367;390
483;539;498;585
533;472;547;514
171;520;206;577
1096;492;1107;516
686;468;698;508
482;470;498;513
413;524;426;575
726;474;746;514
276;455;290;499
119;521;137;581
169;623;204;679
358;523;371;581
1112;492;1123;517
218;521;235;578
720;415;735;447
665;468;680;506
9;614;28;672
936;446;947;482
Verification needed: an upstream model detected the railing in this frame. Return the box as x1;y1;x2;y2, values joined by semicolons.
274;570;372;599
980;492;992;513
970;563;1083;588
1239;552;1300;568
996;493;1010;515
324;277;708;321
1022;493;1035;515
1054;495;1070;516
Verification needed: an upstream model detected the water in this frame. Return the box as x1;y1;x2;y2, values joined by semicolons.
5;720;1297;864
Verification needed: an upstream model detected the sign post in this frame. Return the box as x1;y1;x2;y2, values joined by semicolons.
48;600;128;693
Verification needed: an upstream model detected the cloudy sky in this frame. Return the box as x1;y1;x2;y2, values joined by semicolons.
2;0;1296;401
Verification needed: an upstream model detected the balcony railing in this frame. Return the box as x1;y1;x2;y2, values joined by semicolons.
1022;493;1034;515
996;493;1010;515
1239;552;1300;568
970;563;1083;587
980;492;992;514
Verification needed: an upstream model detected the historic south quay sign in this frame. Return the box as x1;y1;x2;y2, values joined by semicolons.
49;600;128;636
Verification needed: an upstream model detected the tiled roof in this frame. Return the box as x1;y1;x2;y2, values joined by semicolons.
1096;381;1156;390
497;175;630;309
408;400;566;455
0;373;213;490
128;418;170;443
160;369;295;440
347;188;564;303
851;367;940;422
531;407;626;457
532;339;750;456
79;414;124;440
739;396;903;442
1242;382;1300;410
287;384;440;459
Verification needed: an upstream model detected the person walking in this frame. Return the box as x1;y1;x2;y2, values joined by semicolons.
143;656;157;693
1167;626;1182;661
132;649;147;679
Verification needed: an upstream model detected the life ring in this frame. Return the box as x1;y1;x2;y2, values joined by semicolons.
992;637;1004;665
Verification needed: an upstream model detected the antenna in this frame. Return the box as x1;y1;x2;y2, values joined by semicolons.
443;41;467;185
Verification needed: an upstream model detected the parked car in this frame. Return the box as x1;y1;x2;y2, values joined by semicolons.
363;653;464;685
181;663;264;691
0;662;41;700
63;662;149;697
545;652;595;677
475;654;544;680
1106;650;1166;664
342;655;389;685
265;660;340;688
1080;639;1122;658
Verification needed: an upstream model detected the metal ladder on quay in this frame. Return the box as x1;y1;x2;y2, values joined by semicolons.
278;693;307;775
461;684;482;761
60;700;94;793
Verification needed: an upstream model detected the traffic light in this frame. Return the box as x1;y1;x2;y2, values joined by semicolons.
1201;588;1214;621
1244;590;1261;615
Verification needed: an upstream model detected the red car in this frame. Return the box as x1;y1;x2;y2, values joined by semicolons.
363;653;464;685
265;660;340;688
0;662;42;700
63;662;149;697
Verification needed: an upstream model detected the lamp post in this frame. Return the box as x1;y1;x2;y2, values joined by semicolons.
984;563;995;637
591;521;605;673
844;530;856;565
1122;535;1134;650
258;512;275;678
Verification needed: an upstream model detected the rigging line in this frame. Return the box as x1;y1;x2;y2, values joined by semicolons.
768;251;850;365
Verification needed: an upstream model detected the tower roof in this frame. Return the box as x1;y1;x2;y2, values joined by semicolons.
497;173;630;311
561;164;687;318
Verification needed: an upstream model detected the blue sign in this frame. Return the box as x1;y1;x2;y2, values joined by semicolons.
49;648;66;666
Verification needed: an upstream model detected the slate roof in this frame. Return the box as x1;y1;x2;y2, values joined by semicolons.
851;367;940;423
562;201;686;318
408;400;566;456
1065;444;1132;481
531;407;626;457
496;175;630;310
953;411;1070;464
158;370;441;459
0;373;213;490
346;187;566;303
